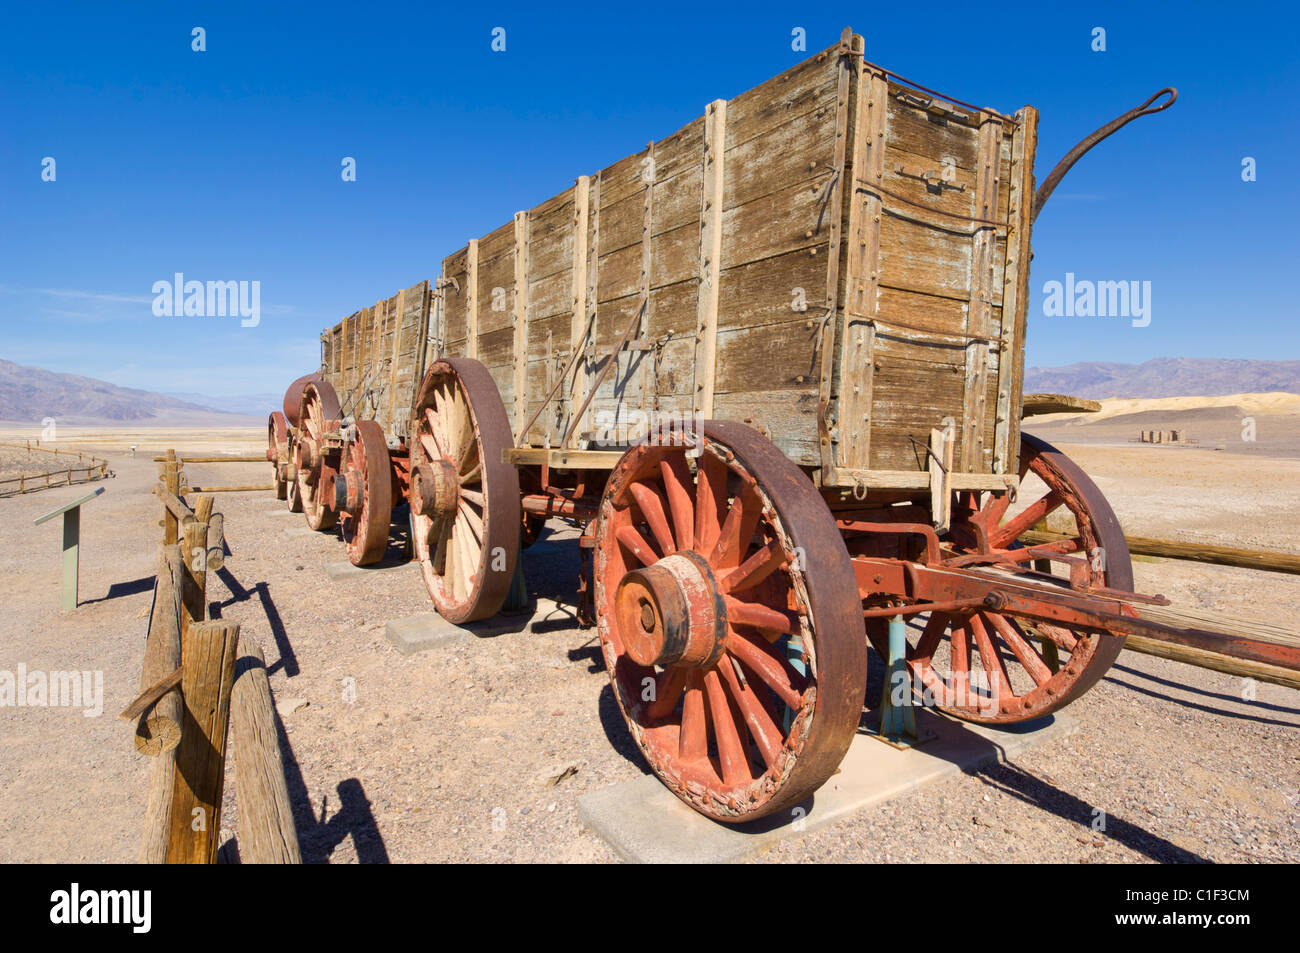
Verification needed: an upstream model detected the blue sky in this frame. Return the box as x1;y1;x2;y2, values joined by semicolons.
2;1;1296;399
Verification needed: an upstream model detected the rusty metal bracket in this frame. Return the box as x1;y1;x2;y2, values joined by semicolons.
1032;87;1177;221
894;163;965;193
895;90;970;124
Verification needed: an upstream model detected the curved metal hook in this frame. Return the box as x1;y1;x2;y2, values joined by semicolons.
1032;87;1178;222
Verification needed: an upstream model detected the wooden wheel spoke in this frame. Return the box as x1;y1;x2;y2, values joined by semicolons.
969;614;1013;703
679;671;707;762
709;484;761;570
694;452;727;553
1031;621;1079;652
983;611;1052;687
719;656;783;769
724;595;799;636
910;611;950;663
614;524;659;567
704;669;750;785
458;499;484;545
992;490;1063;549
646;667;687;721
443;520;460;594
424;407;449;460
460;488;485;507
629;481;675;557
948;620;972;698
659;456;695;551
719;541;784;595
728;633;804;709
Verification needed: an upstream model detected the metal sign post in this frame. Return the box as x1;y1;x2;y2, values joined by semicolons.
33;487;105;611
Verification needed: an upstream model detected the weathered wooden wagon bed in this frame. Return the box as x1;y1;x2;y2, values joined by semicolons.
260;29;1284;826
319;30;1033;493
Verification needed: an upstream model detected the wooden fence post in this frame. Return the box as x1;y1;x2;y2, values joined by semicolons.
181;495;214;633
138;545;185;863
162;450;180;545
167;619;240;863
231;640;302;863
136;545;184;756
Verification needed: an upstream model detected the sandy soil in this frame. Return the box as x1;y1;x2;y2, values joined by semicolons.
0;429;1295;863
1027;393;1300;460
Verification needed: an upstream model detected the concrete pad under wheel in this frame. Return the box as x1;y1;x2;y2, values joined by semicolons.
385;597;579;655
323;559;415;581
577;708;1078;864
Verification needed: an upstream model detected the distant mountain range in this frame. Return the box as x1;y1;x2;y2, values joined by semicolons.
1024;358;1300;399
0;360;262;425
162;391;280;418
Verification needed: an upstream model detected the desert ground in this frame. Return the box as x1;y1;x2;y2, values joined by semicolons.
0;407;1297;863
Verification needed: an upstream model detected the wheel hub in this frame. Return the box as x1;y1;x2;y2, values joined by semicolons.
615;551;728;668
412;460;460;519
335;469;363;514
296;436;321;485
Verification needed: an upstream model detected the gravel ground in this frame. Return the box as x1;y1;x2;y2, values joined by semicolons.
0;432;1296;863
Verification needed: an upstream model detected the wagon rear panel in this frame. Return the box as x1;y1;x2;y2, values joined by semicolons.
833;50;1035;484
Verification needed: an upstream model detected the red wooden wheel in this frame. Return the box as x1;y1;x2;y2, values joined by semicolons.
408;359;521;624
338;419;393;566
867;433;1133;724
295;381;341;531
595;421;867;823
267;411;290;500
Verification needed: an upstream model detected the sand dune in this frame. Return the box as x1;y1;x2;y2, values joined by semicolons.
1080;392;1300;421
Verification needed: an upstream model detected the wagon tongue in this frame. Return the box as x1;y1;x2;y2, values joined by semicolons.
861;556;1300;673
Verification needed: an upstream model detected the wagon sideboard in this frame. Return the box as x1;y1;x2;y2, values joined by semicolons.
319;29;1037;491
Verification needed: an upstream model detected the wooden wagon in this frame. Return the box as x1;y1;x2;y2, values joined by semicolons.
262;29;1284;824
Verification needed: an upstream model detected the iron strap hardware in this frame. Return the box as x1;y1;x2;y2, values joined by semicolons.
893;163;966;193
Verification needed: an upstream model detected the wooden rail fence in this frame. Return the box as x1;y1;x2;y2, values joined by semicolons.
0;440;110;497
122;449;300;864
150;453;274;493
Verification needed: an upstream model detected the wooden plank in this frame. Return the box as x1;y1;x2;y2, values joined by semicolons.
714;318;820;393
827;467;1016;491
465;239;479;359
567;173;601;448
836;51;887;471
724;43;842;154
929;426;954;531
1022;393;1102;416
386;287;406;431
693;99;726;419
960;114;1004;472
1020;530;1300;577
816;30;856;476
504;448;622;469
713;390;821;466
513;210;530;439
1124;635;1300;691
230;638;302;863
995;107;1038;473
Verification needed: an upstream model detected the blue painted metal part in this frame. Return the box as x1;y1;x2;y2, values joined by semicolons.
877;616;917;741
